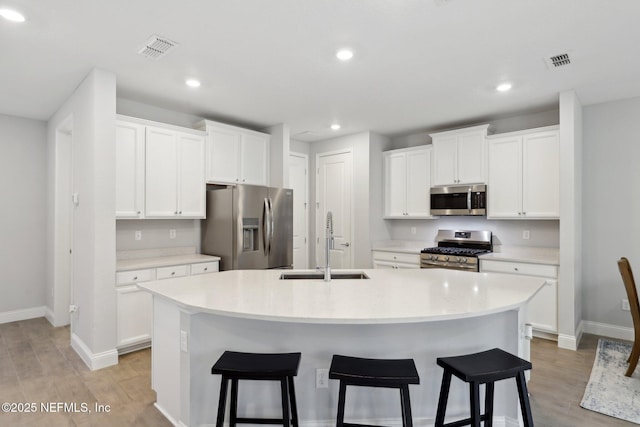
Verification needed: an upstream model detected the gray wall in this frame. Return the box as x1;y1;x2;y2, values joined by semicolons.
582;96;640;329
0;114;47;313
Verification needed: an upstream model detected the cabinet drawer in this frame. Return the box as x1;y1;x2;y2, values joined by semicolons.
156;264;189;280
191;261;219;275
480;260;557;278
372;251;420;266
116;269;156;285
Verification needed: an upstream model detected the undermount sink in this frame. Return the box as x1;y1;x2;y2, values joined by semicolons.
279;272;370;280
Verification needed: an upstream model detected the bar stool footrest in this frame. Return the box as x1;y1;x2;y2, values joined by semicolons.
236;417;294;425
441;414;490;427
343;423;395;427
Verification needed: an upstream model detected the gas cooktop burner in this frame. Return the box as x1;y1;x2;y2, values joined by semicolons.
421;247;491;257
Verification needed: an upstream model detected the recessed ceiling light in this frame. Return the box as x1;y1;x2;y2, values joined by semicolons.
330;124;341;131
0;8;26;22
336;49;354;61
185;79;201;88
496;82;512;92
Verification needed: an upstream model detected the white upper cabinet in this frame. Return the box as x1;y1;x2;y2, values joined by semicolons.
383;146;432;218
115;121;145;219
487;126;559;219
198;120;270;186
145;126;205;219
431;124;490;186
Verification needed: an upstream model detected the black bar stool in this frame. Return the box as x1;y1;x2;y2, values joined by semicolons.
434;348;533;427
211;351;301;427
329;354;420;427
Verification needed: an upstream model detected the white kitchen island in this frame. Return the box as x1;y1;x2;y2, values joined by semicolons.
138;268;546;427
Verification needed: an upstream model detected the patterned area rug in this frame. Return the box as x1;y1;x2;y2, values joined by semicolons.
581;339;640;424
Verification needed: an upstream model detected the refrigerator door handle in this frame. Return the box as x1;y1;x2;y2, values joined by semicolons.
263;198;270;256
268;198;275;255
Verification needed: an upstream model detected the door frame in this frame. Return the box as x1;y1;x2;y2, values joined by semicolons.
315;148;354;269
289;151;309;269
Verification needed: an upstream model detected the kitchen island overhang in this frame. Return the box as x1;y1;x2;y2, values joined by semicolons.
138;268;546;427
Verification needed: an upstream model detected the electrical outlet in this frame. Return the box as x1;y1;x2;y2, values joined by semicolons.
411;227;417;235
316;368;329;388
622;299;631;311
169;229;177;239
135;230;142;241
522;230;530;240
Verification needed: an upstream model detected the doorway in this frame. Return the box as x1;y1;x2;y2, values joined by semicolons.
53;116;74;333
289;152;309;269
315;149;353;269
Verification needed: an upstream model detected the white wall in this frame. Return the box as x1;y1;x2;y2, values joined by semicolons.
582;96;640;331
117;98;203;129
116;219;201;252
0;114;47;320
265;123;290;188
47;68;118;369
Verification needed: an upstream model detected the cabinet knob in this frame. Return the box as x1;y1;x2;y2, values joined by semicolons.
242;179;246;182
137;211;141;215
174;211;178;215
171;272;175;275
133;276;138;280
204;267;208;271
179;211;182;214
514;267;519;271
236;179;239;182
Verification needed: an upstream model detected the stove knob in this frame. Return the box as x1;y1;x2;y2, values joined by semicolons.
460;258;467;263
430;255;437;261
444;256;449;262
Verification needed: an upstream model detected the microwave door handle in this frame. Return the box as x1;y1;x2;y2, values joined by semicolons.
467;188;472;213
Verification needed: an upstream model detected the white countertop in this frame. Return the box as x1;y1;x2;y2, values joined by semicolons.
479;246;559;265
138;268;546;324
371;240;429;254
117;253;220;272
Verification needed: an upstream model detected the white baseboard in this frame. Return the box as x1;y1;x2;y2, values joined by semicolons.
581;320;634;342
0;306;46;324
70;333;118;371
154;402;181;427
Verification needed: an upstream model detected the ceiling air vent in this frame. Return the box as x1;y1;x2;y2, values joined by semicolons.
545;53;571;69
138;35;178;60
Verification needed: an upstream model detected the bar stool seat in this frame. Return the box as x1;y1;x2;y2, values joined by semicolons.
329;354;420;427
434;348;533;427
211;351;301;427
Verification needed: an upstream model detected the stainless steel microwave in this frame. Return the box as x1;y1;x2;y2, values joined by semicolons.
430;184;487;216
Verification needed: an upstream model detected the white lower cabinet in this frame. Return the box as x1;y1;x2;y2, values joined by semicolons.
480;259;558;334
372;251;420;269
115;260;219;352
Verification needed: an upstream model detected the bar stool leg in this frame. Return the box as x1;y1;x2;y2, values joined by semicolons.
484;382;494;427
400;384;413;427
287;376;300;427
216;376;229;427
280;378;291;427
336;381;347;427
469;382;481;427
515;372;534;427
230;378;239;427
434;371;452;427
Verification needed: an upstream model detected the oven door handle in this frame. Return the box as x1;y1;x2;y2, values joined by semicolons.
467;187;472;213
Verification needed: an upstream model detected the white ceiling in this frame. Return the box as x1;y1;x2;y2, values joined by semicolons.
1;0;639;140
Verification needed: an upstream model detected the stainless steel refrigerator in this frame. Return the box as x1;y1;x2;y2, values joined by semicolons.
201;184;293;270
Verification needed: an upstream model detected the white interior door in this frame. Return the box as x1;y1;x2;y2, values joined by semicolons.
316;150;353;269
289;153;309;269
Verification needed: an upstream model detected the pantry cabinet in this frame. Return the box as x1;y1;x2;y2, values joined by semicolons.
198;120;270;186
115;121;145;218
487;127;559;219
383;146;432;218
431;124;490;186
145;127;206;218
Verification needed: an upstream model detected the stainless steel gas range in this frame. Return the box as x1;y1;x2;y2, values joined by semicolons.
420;230;492;272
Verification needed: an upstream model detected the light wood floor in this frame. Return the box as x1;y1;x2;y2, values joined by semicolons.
0;318;635;426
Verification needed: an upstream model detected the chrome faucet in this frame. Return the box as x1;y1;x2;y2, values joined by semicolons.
324;211;334;282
